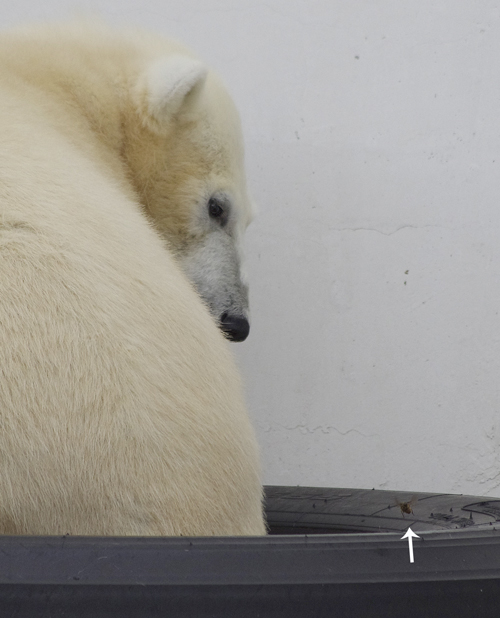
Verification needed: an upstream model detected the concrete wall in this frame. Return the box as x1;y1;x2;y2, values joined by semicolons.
5;1;500;497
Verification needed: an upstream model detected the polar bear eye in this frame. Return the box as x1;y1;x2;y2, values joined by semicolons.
208;197;227;225
208;198;223;218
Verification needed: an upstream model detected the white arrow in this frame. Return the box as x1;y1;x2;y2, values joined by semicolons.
401;527;420;563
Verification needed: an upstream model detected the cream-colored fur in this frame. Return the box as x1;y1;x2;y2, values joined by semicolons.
0;21;265;536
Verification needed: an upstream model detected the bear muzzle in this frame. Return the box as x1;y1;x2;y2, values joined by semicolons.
220;313;250;342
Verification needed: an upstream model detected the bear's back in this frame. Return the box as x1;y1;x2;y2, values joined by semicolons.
0;23;265;537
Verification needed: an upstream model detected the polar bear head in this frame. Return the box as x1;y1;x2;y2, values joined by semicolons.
125;52;254;342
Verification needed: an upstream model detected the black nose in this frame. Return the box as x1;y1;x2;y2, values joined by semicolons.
220;313;250;342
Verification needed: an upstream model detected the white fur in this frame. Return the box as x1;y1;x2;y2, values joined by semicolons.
0;22;265;536
141;55;208;122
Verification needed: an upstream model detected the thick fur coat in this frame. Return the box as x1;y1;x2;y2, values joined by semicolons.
0;21;265;536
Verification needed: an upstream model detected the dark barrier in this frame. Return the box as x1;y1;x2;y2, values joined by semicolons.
0;486;499;617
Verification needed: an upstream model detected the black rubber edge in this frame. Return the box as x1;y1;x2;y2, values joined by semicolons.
0;486;499;616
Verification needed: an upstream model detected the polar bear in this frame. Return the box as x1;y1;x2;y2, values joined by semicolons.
0;21;266;536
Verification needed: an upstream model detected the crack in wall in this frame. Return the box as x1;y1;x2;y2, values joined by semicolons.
260;422;376;439
331;224;441;236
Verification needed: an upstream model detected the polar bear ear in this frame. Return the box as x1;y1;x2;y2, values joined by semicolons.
136;55;208;130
